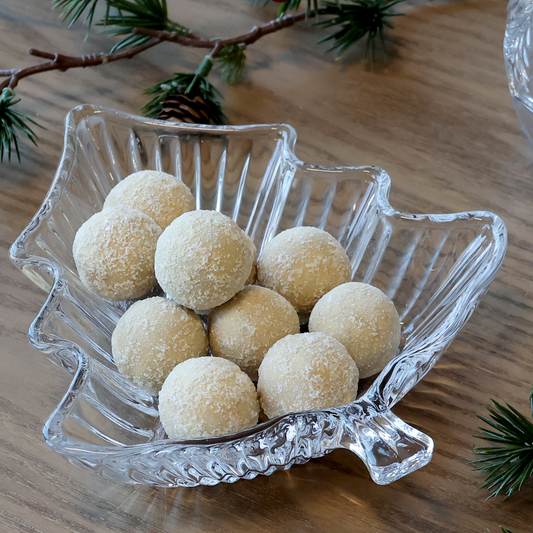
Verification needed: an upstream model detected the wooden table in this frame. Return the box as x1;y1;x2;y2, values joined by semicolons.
1;1;532;531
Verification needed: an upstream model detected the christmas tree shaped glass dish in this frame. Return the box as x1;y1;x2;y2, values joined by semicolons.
9;105;507;487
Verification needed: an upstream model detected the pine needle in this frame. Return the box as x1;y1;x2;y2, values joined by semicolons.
276;0;319;18
471;389;533;499
316;0;405;61
216;45;247;86
52;0;106;30
0;88;43;163
101;0;189;51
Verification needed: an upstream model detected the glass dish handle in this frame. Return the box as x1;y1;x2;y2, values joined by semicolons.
336;402;434;484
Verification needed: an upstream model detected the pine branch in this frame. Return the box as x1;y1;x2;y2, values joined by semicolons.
4;2;404;94
216;45;247;85
2;0;407;162
0;88;43;163
136;2;404;60
101;0;189;51
317;0;405;60
471;389;533;499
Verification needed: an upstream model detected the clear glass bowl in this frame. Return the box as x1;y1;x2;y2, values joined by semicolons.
9;105;507;487
505;0;533;143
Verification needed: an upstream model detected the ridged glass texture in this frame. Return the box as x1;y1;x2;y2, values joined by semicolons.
9;105;507;487
505;0;533;143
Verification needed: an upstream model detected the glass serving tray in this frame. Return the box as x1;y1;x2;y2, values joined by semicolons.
9;105;507;487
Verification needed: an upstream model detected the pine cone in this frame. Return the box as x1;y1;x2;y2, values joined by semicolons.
157;93;222;125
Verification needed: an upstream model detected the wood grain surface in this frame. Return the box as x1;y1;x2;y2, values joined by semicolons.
1;1;532;532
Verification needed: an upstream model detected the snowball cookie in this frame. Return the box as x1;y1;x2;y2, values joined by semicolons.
73;206;162;300
309;282;401;379
155;210;254;311
159;357;260;439
257;226;351;313
257;332;359;419
209;286;300;380
111;297;208;395
103;170;195;229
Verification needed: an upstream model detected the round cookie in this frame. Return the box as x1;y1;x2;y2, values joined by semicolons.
209;286;300;380
159;357;260;439
309;282;401;379
155;210;254;312
111;297;208;395
104;170;195;229
257;226;351;313
73;206;162;300
257;332;359;419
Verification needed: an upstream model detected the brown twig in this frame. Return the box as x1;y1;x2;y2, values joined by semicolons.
133;11;319;53
0;38;161;91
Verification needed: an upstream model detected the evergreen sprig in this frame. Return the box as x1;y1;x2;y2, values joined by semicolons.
216;45;247;85
0;89;42;163
471;390;533;500
142;73;226;124
102;0;189;51
317;0;404;59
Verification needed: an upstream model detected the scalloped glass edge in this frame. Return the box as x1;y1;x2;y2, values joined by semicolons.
9;105;508;487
